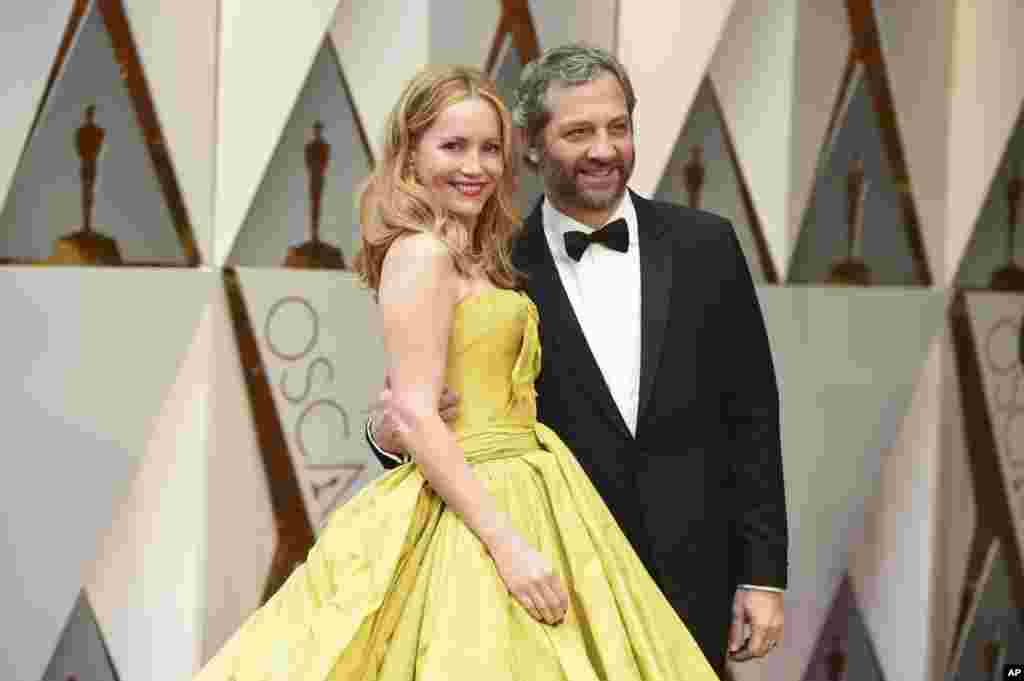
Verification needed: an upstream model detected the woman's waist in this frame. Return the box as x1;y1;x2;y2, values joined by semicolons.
455;420;542;465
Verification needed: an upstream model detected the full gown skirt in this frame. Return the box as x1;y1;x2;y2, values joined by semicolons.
195;288;718;680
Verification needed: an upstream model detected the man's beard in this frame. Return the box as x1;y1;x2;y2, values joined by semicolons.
539;154;632;214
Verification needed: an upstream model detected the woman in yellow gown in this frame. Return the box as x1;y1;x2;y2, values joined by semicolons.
195;65;718;681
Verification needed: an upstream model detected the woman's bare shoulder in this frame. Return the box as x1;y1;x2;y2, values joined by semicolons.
380;232;459;301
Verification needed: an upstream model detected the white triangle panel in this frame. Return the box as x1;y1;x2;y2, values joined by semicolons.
331;0;430;163
739;286;947;681
123;0;218;263
874;2;954;282
849;336;943;681
0;1;73;212
0;267;213;681
617;0;737;196
789;0;851;265
708;0;797;280
215;0;342;264
947;1;1024;284
200;278;279;664
84;294;217;681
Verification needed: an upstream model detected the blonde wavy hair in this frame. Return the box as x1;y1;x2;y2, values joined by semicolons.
352;65;523;293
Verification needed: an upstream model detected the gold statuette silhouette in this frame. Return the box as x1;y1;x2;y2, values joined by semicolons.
827;157;872;285
990;161;1024;291
683;145;704;210
283;121;346;270
49;105;123;266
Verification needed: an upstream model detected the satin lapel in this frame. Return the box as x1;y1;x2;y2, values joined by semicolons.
516;201;632;439
634;191;674;424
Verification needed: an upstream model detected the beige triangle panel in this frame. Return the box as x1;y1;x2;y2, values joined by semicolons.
708;0;797;280
946;1;1024;285
330;0;430;164
849;334;945;681
617;0;737;196
0;267;214;681
964;293;1024;565
201;277;280;665
84;294;220;681
930;329;978;676
753;287;946;681
233;267;387;534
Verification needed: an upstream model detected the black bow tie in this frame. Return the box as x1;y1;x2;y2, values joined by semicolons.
564;218;629;261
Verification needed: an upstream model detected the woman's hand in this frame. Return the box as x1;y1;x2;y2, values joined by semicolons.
487;529;568;625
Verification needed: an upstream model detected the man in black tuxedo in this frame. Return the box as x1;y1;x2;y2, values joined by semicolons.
366;44;787;672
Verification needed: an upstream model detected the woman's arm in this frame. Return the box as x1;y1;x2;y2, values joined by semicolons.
378;233;566;625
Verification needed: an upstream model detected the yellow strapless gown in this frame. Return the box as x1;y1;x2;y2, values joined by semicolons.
196;288;717;680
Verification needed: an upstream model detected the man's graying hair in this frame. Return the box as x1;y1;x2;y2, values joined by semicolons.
511;44;636;159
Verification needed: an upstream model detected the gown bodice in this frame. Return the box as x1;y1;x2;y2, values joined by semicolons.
446;288;541;438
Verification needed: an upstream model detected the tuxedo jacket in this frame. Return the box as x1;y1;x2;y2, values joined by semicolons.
370;191;788;668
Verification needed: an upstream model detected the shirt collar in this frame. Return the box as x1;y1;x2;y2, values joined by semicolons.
542;190;638;261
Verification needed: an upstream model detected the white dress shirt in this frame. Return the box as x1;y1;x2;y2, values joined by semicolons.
542;194;642;436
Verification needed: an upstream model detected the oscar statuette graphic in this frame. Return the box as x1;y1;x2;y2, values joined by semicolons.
683;145;705;210
990;161;1024;291
49;104;123;265
283;121;346;269
827;157;872;285
825;635;847;681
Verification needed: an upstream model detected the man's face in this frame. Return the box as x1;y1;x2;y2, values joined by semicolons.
534;71;635;222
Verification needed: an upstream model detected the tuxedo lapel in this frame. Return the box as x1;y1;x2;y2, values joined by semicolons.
632;191;674;425
516;202;632;439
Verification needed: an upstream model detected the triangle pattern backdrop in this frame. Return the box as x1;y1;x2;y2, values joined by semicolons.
799;575;886;681
491;32;545;218
0;3;1021;681
654;76;772;283
949;540;1024;680
787;62;923;286
0;0;191;265
956;109;1024;290
42;591;121;681
227;37;371;269
234;268;387;534
964;293;1024;563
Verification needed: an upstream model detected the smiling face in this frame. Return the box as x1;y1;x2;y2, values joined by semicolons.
413;96;504;230
534;71;635;227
